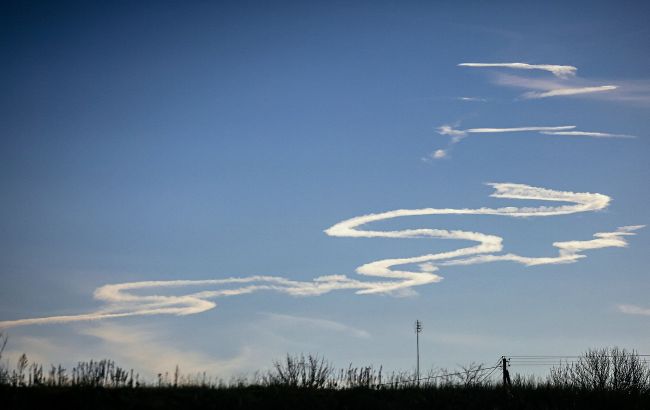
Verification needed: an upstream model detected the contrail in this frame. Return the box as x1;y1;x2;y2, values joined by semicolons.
458;63;577;78
523;85;617;99
432;125;633;159
0;183;642;328
540;131;636;139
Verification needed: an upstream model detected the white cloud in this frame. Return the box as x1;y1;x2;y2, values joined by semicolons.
435;124;576;139
432;124;576;159
432;149;447;159
457;96;488;102
2;335;75;367
462;65;650;104
444;226;644;267
0;184;641;328
458;62;577;78
618;304;650;316
465;126;576;133
494;73;566;91
432;123;634;159
80;323;255;376
2;323;290;380
493;73;649;103
540;131;636;139
437;125;467;137
523;85;617;99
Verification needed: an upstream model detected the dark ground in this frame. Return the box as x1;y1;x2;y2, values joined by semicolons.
2;386;650;410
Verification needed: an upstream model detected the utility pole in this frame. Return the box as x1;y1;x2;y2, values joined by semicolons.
502;356;511;387
415;320;422;384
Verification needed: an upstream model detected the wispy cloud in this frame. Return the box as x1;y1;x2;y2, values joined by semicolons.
432;149;448;159
433;124;576;158
494;73;567;91
617;305;650;316
494;73;650;103
1;323;281;380
260;312;371;339
2;335;74;367
80;323;256;376
437;124;576;138
459;61;650;103
523;85;617;99
432;123;635;159
459;62;577;78
0;184;641;329
457;96;488;102
464;126;576;134
437;125;469;138
541;131;636;139
618;304;650;316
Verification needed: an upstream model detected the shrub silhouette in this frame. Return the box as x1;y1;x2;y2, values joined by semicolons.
549;347;650;392
269;354;334;388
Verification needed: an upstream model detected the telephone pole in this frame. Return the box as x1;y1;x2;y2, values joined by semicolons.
502;356;511;387
415;320;422;384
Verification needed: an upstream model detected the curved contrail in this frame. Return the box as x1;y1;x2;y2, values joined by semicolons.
0;183;642;328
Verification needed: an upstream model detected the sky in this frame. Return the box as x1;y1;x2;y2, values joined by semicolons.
1;0;649;380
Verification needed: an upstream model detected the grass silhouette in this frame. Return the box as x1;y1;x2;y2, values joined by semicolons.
1;333;649;409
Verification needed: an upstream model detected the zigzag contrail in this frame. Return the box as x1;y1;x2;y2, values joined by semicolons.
0;183;643;328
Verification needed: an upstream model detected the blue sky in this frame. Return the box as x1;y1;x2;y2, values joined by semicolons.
1;0;649;379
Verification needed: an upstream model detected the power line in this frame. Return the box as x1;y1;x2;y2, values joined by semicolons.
375;364;501;388
373;352;650;388
507;354;650;358
505;353;650;368
479;365;500;383
478;358;503;384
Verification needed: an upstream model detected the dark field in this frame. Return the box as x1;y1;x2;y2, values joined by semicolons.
2;348;649;409
2;385;650;410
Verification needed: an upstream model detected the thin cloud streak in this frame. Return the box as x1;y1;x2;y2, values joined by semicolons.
437;125;576;138
433;124;634;159
493;73;650;103
0;183;641;329
523;85;617;99
459;62;577;78
433;125;576;159
541;131;636;139
461;62;650;104
261;312;371;339
618;304;650;316
466;126;576;134
457;96;488;102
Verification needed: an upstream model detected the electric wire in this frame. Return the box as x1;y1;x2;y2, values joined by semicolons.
374;364;501;388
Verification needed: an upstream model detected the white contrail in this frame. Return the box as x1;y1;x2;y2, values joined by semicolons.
436;125;576;139
523;85;617;99
466;126;576;134
433;124;634;159
433;125;576;159
457;97;488;102
492;73;639;102
540;131;636;139
458;63;577;78
0;183;642;328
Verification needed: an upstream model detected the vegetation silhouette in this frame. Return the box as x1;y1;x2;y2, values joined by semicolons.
1;332;649;409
